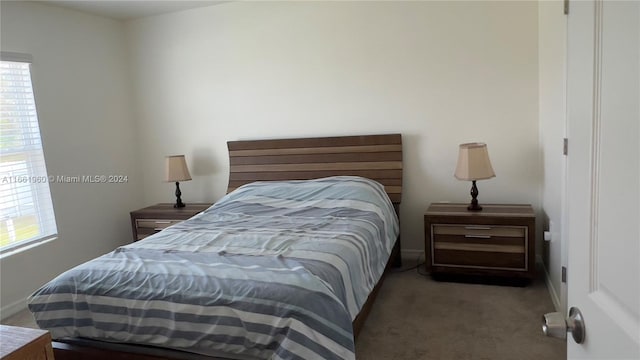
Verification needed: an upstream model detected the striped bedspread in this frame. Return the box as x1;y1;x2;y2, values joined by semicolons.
28;176;399;360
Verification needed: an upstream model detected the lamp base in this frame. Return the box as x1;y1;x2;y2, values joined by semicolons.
174;181;186;208
467;180;483;212
467;202;483;211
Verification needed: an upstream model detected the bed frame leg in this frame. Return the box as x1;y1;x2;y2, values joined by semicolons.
392;236;402;268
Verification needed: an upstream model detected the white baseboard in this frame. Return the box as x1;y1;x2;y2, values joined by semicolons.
1;297;27;321
538;255;562;312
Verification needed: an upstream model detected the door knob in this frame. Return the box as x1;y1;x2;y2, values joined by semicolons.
542;307;585;344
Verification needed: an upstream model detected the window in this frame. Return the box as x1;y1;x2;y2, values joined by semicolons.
1;52;57;255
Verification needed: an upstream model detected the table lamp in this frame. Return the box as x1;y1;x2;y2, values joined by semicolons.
165;155;192;208
454;143;495;211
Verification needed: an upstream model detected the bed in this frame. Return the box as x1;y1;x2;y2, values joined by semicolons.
28;133;403;360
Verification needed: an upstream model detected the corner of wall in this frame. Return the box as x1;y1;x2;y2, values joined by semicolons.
537;254;562;312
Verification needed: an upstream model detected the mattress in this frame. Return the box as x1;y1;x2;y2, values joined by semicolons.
28;176;399;360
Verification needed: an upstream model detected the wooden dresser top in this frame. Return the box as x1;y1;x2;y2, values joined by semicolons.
426;203;534;218
0;325;50;358
130;203;212;217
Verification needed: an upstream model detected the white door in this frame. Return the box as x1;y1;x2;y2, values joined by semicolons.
566;0;640;358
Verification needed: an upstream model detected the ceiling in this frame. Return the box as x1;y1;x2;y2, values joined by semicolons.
37;0;228;20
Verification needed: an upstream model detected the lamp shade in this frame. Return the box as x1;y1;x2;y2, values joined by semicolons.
165;155;192;182
454;143;496;181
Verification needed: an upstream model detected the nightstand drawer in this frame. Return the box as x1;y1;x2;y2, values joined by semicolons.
433;224;525;238
135;219;182;240
433;248;526;269
432;225;527;270
136;219;182;230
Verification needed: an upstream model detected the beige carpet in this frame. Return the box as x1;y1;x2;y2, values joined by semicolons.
356;269;566;360
2;269;565;360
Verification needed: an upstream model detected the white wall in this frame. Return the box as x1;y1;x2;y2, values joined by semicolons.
538;0;567;312
0;2;142;317
127;1;540;254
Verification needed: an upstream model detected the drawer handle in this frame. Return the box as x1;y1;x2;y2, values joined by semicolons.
465;235;492;239
154;221;171;224
153;228;165;231
464;226;492;230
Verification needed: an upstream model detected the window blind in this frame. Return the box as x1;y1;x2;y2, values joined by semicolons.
0;58;57;254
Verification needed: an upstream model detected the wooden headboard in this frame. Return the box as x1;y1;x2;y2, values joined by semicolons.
227;134;403;204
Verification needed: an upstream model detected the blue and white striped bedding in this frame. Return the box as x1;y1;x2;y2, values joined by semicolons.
28;176;399;360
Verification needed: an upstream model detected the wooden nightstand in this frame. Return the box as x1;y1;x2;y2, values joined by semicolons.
130;203;213;241
424;203;535;281
0;325;54;360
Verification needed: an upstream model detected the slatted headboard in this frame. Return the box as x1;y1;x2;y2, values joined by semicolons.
226;134;403;204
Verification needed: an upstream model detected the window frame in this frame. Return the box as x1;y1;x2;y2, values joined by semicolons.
1;52;58;256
